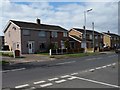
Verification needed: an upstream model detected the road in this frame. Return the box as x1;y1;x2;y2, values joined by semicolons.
2;53;119;89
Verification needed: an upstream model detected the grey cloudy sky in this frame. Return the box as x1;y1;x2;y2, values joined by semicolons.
0;0;119;36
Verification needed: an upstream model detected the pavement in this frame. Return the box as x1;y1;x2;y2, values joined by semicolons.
2;51;115;64
2;53;119;89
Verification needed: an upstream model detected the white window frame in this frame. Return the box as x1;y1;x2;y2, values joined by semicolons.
89;34;92;39
63;32;68;37
38;31;46;37
52;31;57;38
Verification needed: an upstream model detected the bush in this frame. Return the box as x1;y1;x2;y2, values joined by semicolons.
1;52;14;57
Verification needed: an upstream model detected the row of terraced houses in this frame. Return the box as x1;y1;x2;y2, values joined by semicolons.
1;19;120;54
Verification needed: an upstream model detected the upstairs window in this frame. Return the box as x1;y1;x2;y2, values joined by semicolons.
23;30;30;36
52;31;57;37
39;31;46;37
95;35;98;39
63;32;68;37
89;34;92;39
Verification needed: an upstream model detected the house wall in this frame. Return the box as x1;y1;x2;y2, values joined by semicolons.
21;29;68;54
0;36;4;49
103;34;111;47
4;23;21;52
21;29;50;54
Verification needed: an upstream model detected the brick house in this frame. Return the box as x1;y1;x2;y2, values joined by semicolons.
69;28;104;51
0;36;4;50
4;19;68;54
103;31;120;49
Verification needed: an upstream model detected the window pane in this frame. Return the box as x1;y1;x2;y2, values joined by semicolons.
39;31;46;37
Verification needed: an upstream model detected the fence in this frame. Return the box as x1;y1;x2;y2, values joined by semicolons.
49;48;84;55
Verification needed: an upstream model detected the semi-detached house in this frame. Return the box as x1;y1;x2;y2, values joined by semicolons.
4;19;68;54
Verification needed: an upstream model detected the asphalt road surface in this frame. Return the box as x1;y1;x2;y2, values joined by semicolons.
2;53;120;89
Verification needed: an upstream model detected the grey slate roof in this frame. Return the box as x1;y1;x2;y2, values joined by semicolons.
4;20;67;32
73;28;102;35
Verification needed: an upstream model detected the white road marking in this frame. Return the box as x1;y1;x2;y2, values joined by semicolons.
48;78;59;81
71;73;78;75
112;63;116;66
33;81;46;85
57;61;76;65
77;77;120;88
68;76;78;80
61;75;71;78
95;67;102;70
15;84;29;89
89;69;95;72
2;68;26;73
55;79;66;83
107;64;112;67
40;83;53;87
101;66;107;68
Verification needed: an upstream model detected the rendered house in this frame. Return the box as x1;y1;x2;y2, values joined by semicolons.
69;28;104;51
4;19;68;54
103;31;120;49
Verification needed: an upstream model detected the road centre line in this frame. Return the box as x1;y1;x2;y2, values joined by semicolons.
2;68;26;73
95;67;102;70
56;61;76;65
89;69;95;72
68;76;78;80
40;83;53;87
15;84;29;89
61;75;71;78
71;73;78;75
33;80;46;85
107;64;112;67
101;66;107;68
48;78;59;81
55;79;66;83
77;77;120;88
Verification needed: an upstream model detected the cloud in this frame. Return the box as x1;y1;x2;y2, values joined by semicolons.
0;0;118;36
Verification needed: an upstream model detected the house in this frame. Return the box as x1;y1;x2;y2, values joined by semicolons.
103;31;120;49
69;28;104;52
0;36;4;50
4;19;68;54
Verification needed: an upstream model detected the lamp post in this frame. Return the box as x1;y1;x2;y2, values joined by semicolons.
83;8;93;53
92;22;95;52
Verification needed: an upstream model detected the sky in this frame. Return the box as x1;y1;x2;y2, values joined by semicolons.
0;0;119;36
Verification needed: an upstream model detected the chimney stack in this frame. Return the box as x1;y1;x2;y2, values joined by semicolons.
36;18;41;24
108;31;110;33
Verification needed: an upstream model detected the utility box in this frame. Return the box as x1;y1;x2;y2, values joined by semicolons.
14;50;20;58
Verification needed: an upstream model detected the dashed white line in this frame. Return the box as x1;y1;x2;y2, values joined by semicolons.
71;73;78;75
15;84;29;89
40;83;53;87
89;69;95;72
101;66;107;68
68;76;78;80
95;67;102;70
2;68;26;73
55;79;66;83
112;63;116;66
57;61;76;65
48;78;59;81
61;75;71;78
33;81;46;85
77;77;120;88
107;64;112;67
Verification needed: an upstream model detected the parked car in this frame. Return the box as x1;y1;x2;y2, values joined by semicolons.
115;48;120;53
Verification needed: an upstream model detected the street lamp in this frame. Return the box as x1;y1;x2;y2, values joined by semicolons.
83;8;93;53
92;22;95;52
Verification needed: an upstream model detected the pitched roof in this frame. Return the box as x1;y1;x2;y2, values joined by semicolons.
4;20;67;33
103;32;120;37
73;28;102;35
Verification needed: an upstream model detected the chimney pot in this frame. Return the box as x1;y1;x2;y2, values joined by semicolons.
36;18;41;24
108;31;110;33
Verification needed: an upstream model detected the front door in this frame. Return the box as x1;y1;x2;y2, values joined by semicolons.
28;41;34;54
